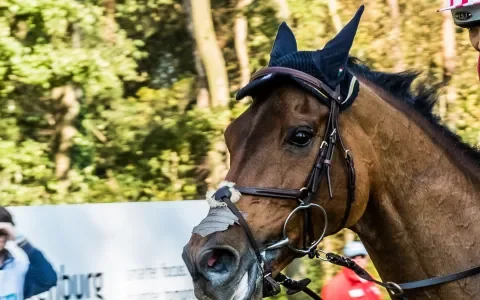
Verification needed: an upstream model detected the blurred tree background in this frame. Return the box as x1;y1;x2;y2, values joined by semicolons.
0;0;479;298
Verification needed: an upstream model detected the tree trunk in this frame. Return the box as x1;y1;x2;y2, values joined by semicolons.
327;0;342;33
184;0;210;108
440;10;457;120
272;0;290;21
52;24;82;195
205;138;230;190
235;0;253;89
53;85;80;193
194;50;210;108
103;0;116;45
190;0;230;107
387;0;405;72
71;23;82;49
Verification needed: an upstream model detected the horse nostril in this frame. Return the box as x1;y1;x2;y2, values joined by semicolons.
207;250;220;268
203;249;233;271
197;246;240;284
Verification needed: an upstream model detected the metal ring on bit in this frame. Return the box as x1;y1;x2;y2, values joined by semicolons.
282;203;328;255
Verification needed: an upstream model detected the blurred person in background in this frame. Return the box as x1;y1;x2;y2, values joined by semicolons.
0;207;57;299
321;241;381;300
440;0;480;80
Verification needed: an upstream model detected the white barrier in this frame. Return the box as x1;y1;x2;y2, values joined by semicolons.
7;200;210;300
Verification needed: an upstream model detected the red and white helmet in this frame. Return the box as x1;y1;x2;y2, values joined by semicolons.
440;0;480;27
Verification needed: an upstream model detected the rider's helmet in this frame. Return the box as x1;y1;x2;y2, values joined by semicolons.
343;241;368;258
439;0;480;28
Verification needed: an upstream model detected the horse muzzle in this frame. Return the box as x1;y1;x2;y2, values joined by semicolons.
182;230;264;300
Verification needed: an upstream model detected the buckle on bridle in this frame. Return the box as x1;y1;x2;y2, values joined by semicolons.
329;128;337;144
298;187;308;200
345;149;351;159
386;282;404;298
319;140;328;150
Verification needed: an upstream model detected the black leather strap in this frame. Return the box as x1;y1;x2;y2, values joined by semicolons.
333;99;356;233
325;251;480;298
236;187;304;200
398;265;480;290
335;151;355;232
251;67;337;102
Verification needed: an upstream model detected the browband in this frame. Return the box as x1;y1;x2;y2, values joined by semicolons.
243;66;359;111
251;67;340;102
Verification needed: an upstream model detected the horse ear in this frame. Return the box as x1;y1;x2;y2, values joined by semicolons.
269;22;298;63
313;5;365;87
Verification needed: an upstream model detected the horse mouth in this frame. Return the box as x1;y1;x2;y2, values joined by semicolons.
231;247;284;299
234;261;262;300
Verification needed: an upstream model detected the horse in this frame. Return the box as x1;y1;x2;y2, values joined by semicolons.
182;5;480;300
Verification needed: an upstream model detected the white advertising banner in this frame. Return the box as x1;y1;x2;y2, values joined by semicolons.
7;201;210;300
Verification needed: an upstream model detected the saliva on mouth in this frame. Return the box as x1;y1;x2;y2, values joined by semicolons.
235;258;261;300
235;249;283;300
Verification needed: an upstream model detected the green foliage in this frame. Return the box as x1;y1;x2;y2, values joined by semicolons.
0;139;54;205
116;0;195;89
0;0;142;99
91;81;219;201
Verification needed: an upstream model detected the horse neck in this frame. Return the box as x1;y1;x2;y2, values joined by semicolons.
350;84;480;299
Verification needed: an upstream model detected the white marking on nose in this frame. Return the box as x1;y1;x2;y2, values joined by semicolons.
261;251;266;260
232;271;249;300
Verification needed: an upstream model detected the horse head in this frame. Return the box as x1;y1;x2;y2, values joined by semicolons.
182;6;376;299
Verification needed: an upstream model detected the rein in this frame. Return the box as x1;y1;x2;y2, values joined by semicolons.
212;66;480;299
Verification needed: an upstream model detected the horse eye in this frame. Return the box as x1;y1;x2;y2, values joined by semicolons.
288;128;314;147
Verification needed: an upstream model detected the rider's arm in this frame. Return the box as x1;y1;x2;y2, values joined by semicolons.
17;236;58;299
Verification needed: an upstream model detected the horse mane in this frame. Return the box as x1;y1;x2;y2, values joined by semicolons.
347;57;480;167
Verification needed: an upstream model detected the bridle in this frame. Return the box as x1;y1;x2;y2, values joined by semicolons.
213;66;357;297
211;66;480;299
